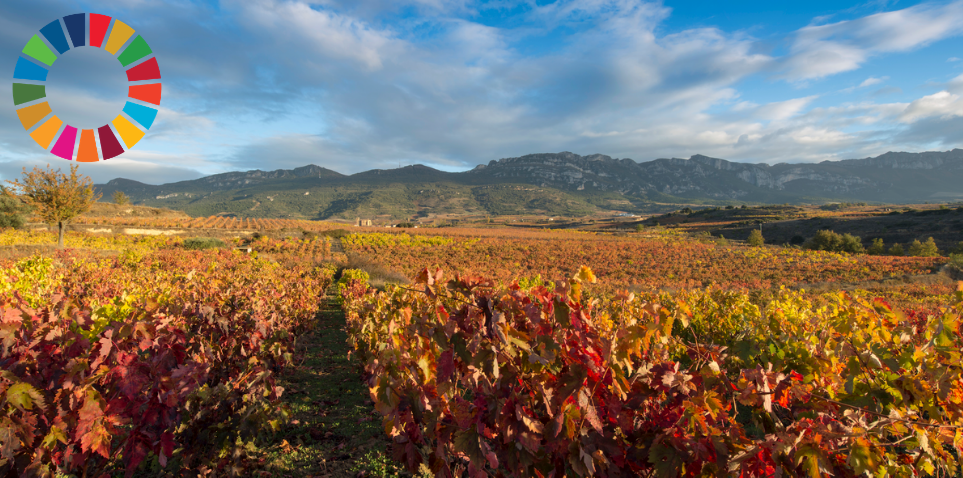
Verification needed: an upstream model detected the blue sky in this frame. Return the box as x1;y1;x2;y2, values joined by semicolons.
3;0;963;184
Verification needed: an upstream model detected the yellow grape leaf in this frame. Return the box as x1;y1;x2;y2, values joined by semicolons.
41;426;67;448
574;266;597;284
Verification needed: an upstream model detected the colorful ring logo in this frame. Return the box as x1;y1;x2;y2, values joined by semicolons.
12;13;161;161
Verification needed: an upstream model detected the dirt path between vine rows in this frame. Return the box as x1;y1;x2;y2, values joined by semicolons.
330;238;345;254
257;291;407;478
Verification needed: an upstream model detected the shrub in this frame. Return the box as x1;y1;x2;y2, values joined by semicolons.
634;224;645;233
789;235;805;245
748;229;764;247
805;230;864;254
321;228;351;239
889;243;905;256
839;233;865;253
805;230;839;251
0;189;27;229
337;268;370;298
952;241;963;255
867;238;885;255
907;237;940;257
182;237;226;250
113;190;130;205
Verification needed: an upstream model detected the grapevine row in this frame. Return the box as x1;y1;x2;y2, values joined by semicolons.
341;267;963;477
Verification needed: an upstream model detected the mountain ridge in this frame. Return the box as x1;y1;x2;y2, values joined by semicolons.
95;149;963;220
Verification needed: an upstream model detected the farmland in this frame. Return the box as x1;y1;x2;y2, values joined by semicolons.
1;213;962;476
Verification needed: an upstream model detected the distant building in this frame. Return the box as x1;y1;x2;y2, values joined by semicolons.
355;218;372;226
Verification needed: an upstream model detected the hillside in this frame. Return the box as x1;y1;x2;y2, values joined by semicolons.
95;149;963;219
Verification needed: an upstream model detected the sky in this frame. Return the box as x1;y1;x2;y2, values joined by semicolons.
4;0;963;184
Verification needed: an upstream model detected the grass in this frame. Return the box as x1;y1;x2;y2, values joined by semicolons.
256;293;410;478
182;237;227;250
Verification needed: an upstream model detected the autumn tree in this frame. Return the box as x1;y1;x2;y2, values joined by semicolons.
5;164;101;247
113;190;130;205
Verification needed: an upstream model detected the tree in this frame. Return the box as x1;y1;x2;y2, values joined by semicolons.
805;230;864;254
867;238;885;255
888;243;904;256
113;190;130;205
4;164;101;248
748;229;764;247
952;241;963;255
907;237;940;257
839;233;865;254
806;230;842;252
0;186;29;229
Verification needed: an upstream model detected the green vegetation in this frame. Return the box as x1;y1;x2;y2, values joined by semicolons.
804;230;865;254
105;178;608;221
0;186;28;229
319;228;351;239
258;295;404;477
867;238;885;255
113;190;130;205
907;237;940;257
748;229;764;247
182;237;227;250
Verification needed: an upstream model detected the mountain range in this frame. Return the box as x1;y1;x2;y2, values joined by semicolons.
95;149;963;220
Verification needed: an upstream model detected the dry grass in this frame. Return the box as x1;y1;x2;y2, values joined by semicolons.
342;253;410;289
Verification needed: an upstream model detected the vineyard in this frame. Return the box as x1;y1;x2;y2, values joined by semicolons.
340;267;963;477
342;231;945;290
72;215;348;232
2;221;962;476
341;230;958;314
0;234;335;476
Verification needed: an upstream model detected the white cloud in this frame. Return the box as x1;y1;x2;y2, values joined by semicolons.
229;0;398;71
898;91;963;123
780;1;963;81
755;96;819;121
859;76;887;87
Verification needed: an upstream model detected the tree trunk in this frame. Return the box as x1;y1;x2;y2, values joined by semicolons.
58;221;65;248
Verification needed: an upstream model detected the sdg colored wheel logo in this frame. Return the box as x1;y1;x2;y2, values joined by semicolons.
12;13;161;161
